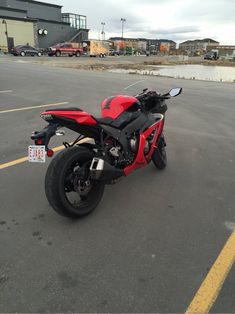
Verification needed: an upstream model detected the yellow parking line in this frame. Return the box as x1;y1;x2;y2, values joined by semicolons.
186;231;235;314
0;156;29;169
0;101;69;114
0;138;91;170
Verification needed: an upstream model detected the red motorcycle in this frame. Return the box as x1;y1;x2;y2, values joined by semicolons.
30;87;182;218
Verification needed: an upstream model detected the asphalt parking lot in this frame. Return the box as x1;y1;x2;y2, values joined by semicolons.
0;56;235;313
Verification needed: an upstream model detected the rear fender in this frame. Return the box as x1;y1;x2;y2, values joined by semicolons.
31;123;58;150
77;140;97;151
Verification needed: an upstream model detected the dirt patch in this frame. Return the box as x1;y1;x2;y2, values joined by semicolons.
13;55;235;72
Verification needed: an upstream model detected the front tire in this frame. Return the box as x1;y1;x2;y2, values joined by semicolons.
55;50;61;57
151;134;167;170
45;147;105;218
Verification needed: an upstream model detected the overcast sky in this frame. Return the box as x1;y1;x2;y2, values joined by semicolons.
41;0;235;44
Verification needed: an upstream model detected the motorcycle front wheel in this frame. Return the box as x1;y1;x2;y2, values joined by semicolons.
45;146;105;218
151;134;167;170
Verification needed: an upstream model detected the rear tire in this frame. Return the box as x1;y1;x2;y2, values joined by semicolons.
151;134;167;170
75;51;81;57
45;147;105;218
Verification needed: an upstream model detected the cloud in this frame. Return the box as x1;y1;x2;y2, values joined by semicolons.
174;0;235;24
39;0;235;44
159;26;200;35
109;25;200;41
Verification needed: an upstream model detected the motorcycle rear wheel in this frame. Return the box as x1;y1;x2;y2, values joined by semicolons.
45;146;105;218
151;134;167;170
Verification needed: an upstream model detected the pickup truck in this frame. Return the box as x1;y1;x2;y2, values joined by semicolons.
48;43;83;57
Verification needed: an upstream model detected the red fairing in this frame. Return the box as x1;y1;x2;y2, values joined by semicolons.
124;117;164;176
101;95;139;119
41;110;97;125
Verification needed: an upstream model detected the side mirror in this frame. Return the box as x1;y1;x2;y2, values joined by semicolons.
169;87;182;97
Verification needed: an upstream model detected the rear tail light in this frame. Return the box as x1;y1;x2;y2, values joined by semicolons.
35;139;44;145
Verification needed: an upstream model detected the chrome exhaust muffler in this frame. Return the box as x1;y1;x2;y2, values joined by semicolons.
90;158;123;183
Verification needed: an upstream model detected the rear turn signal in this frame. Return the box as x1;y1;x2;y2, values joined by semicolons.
47;149;54;157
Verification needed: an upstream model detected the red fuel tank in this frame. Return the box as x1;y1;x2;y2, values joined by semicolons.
101;95;140;119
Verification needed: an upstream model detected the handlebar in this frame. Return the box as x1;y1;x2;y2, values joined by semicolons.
135;87;182;102
135;89;170;103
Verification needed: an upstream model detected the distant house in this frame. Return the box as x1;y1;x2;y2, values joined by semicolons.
109;37;140;53
109;37;176;54
158;39;176;53
179;38;219;53
146;39;160;54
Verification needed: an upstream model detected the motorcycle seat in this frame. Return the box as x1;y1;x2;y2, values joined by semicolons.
45;107;83;112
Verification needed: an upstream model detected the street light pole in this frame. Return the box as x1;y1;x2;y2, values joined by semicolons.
120;18;126;39
101;22;105;41
2;20;9;52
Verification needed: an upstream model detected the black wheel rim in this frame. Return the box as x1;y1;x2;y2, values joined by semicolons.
63;156;97;210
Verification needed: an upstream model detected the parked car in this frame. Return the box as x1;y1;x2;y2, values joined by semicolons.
47;43;83;57
109;49;120;56
204;51;219;60
135;51;149;56
11;45;43;57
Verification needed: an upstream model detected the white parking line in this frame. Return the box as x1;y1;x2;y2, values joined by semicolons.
124;80;146;90
0;101;69;114
0;90;13;93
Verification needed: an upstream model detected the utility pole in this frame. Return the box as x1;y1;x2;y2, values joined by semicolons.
2;20;9;52
120;18;126;54
101;22;105;41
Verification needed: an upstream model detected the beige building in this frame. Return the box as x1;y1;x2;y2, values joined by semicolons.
208;45;235;58
0;0;88;50
0;17;36;52
179;38;219;54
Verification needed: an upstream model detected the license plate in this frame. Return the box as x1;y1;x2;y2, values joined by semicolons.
28;145;46;163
